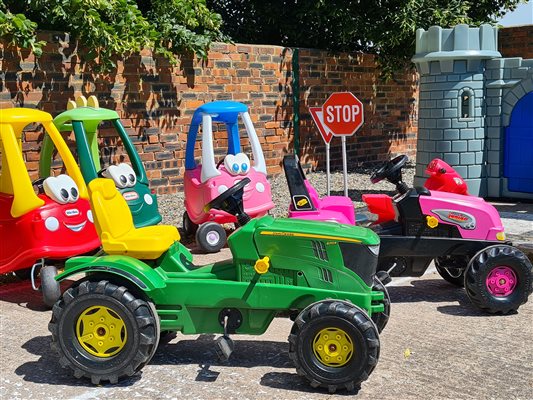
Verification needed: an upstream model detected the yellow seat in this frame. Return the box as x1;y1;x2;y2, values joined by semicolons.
88;178;179;259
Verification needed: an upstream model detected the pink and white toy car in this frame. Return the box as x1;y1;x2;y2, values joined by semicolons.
183;101;274;252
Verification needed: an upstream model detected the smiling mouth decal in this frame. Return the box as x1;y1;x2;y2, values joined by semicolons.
64;221;87;232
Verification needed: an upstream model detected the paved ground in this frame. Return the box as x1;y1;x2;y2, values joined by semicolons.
1;201;532;400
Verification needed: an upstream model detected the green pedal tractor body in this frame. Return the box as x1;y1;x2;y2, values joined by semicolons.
49;178;388;393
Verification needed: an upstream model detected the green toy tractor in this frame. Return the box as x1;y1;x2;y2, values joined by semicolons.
48;178;389;392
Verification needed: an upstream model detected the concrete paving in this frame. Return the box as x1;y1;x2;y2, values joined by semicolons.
1;201;532;399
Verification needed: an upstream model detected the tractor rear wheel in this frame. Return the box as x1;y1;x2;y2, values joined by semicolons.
49;280;159;384
464;245;533;314
288;300;380;393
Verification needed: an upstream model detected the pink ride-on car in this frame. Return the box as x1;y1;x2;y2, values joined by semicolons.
183;101;274;252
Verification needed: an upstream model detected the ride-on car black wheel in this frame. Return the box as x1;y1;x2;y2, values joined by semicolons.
196;222;227;253
41;265;61;307
371;277;390;333
464;245;533;314
182;211;198;236
288;300;380;393
48;280;159;384
435;256;468;287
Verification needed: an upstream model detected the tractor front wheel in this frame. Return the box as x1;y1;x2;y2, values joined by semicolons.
371;277;390;333
288;300;380;393
48;280;159;384
464;245;533;314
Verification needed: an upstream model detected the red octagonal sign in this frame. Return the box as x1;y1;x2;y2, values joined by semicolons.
322;92;364;136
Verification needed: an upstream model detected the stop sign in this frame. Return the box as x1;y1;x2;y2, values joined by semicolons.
322;92;364;136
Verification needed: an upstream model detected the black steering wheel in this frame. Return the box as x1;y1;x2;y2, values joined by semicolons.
96;167;107;178
205;178;251;226
32;177;46;194
370;155;408;184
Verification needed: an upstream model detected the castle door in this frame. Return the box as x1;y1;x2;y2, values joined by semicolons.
504;91;533;193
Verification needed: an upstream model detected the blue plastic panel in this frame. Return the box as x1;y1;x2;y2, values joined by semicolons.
504;91;533;193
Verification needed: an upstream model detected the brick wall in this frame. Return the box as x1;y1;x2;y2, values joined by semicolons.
0;31;415;193
499;25;533;59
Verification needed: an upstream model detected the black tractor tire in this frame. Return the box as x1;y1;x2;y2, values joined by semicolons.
48;280;159;384
182;211;198;236
435;256;468;287
288;300;380;393
195;222;226;253
464;245;533;314
41;265;61;308
371;277;391;333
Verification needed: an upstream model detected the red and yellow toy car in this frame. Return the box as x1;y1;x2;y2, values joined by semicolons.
0;108;100;305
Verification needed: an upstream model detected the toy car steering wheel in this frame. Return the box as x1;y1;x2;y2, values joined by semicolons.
370;155;408;184
96;167;107;178
32;177;46;194
206;178;251;226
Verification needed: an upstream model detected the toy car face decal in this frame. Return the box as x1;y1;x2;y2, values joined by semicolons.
224;153;251;176
64;221;87;232
104;163;137;188
43;175;80;204
431;209;476;230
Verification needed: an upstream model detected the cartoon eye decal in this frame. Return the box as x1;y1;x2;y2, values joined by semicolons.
224;153;251;176
235;153;250;175
224;154;239;176
104;163;137;188
43;175;80;204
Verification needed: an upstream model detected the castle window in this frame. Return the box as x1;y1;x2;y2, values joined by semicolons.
458;88;475;121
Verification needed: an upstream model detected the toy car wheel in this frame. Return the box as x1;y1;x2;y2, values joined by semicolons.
196;222;226;253
182;211;198;236
464;245;533;314
41;265;61;307
288;300;380;393
435;256;467;287
371;276;390;333
48;280;159;384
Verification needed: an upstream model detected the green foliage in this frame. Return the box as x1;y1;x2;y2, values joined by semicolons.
0;0;225;71
0;1;45;56
208;0;523;76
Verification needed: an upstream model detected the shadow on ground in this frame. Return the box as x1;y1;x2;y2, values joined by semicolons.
388;278;512;317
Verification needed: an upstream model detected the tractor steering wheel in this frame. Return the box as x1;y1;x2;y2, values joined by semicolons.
370;155;408;184
205;178;251;226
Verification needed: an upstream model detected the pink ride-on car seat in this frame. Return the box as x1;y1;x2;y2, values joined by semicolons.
283;155;356;225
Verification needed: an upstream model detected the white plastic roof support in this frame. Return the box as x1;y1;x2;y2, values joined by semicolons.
241;112;267;175
200;114;221;183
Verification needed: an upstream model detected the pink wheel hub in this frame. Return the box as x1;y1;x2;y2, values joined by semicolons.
486;267;517;296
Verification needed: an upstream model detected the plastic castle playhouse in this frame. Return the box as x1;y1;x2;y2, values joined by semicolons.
412;24;533;198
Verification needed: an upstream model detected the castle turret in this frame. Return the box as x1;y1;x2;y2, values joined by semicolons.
412;24;501;196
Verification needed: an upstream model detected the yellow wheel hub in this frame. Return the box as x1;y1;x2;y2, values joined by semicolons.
76;305;127;358
312;327;353;367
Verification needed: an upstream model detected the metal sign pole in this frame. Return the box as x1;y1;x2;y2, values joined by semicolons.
326;142;330;195
341;136;348;197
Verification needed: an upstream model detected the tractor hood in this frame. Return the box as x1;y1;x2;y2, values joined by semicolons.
251;215;380;246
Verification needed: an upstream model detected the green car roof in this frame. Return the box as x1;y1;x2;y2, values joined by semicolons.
54;107;119;131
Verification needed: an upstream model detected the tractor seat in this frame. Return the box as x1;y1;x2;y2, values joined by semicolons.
88;178;179;259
